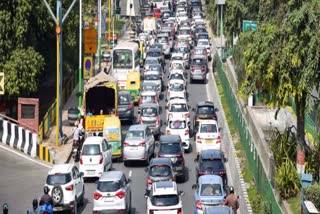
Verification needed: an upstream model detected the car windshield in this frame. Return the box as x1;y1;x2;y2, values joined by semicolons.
170;83;184;91
97;181;121;192
154;8;160;12
170;104;187;112
142;85;157;92
170;73;184;80
169;120;186;129
141;95;156;103
145;74;160;80
148;66;161;72
198;40;209;46
141;107;158;117
198;35;209;40
126;130;145;138
159;142;182;154
113;49;132;69
172;63;183;70
147;51;161;57
47;174;72;185
200;184;222;196
194;49;205;55
198;106;214;114
200;124;217;133
172;56;183;61
82;144;100;155
193;58;204;65
119;94;130;105
151;194;179;206
146;59;158;64
200;159;224;171
150;165;171;176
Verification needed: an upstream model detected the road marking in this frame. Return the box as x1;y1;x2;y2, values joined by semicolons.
0;144;51;169
129;170;133;178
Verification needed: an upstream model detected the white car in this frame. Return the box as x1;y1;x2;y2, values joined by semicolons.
171;53;184;62
197;39;211;56
168;71;187;84
167;79;187;100
166;116;190;151
166;98;190;126
146;181;184;214
93;171;132;213
79;136;113;178
195;120;221;155
170;60;186;73
144;71;163;93
45;164;85;213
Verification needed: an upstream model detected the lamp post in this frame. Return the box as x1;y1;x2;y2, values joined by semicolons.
98;0;102;72
78;0;83;108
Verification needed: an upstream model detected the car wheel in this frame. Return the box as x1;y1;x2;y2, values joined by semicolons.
51;185;63;204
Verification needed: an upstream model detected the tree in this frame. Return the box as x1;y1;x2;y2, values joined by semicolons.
240;0;320;167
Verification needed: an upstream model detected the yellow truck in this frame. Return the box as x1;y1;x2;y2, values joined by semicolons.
83;71;119;137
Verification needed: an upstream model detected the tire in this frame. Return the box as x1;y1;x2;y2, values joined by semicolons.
51;185;63;204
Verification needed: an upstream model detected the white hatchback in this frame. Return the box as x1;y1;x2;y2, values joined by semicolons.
166;98;190;126
79;136;112;178
165;116;190;151
195;120;221;155
146;181;184;214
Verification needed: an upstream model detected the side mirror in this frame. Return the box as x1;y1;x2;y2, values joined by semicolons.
179;190;185;196
192;184;197;189
79;172;84;177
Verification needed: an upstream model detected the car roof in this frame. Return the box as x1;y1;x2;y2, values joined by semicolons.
140;103;159;108
199;175;223;184
197;101;214;107
200;149;223;159
150;157;172;166
199;120;218;125
144;71;160;75
128;124;148;131
83;136;104;145
170;99;187;104
99;171;124;181
141;90;157;96
48;164;74;175
153;181;177;195
159;135;181;143
119;90;131;95
148;48;161;52
142;82;157;86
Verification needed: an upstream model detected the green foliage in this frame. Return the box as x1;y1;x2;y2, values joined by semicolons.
250;189;272;214
304;184;320;210
275;159;301;199
270;127;297;167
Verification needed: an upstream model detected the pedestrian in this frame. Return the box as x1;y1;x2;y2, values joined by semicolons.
168;1;171;11
150;3;154;12
222;186;239;214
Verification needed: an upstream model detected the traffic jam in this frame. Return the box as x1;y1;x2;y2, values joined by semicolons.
38;0;240;213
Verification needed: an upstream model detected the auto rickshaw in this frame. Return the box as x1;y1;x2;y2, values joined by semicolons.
126;71;141;104
103;116;122;160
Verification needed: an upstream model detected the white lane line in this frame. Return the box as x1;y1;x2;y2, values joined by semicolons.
129;170;133;178
0;144;51;169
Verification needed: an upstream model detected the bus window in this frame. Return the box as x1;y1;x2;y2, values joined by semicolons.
113;50;132;69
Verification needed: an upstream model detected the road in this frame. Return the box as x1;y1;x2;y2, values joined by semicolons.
0;144;51;213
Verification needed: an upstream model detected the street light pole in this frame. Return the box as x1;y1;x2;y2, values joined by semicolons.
78;0;83;108
98;0;102;72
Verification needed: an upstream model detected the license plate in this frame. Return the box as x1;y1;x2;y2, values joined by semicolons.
87;170;95;175
103;197;114;202
205;140;213;144
118;107;126;111
130;147;138;150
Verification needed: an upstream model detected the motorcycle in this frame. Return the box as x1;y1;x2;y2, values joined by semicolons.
72;127;85;162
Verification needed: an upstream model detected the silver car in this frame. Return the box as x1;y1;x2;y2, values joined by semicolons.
144;71;163;93
93;171;132;213
141;82;160;100
157;33;171;57
138;103;161;137
143;57;162;78
123;125;155;165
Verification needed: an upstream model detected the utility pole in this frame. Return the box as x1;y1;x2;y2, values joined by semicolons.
98;0;102;72
42;0;78;146
108;0;111;49
78;0;83;108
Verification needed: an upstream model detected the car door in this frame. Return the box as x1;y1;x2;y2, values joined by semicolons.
72;167;81;198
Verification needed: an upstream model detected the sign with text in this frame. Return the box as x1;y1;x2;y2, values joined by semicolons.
84;24;98;54
243;20;258;32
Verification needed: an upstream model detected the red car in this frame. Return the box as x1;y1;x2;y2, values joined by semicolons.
153;8;161;18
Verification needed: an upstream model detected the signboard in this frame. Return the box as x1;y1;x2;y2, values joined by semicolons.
84;24;98;54
18;98;39;132
215;0;225;4
243;20;258;32
83;56;93;80
0;72;4;95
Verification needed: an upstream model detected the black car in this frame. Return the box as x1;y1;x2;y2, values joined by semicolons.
195;149;228;185
118;90;134;123
192;101;217;129
145;158;175;193
156;135;186;182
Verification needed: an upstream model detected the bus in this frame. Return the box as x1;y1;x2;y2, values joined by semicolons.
111;41;140;89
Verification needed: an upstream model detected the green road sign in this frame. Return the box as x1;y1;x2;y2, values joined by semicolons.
243;20;257;32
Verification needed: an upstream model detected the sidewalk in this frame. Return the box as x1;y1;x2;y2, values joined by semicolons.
42;30;130;164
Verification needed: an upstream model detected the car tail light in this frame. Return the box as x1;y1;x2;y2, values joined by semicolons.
154;96;157;103
191;66;195;71
139;116;142;124
65;184;74;191
216;135;221;143
196;200;202;210
147;178;152;185
185;129;189;135
166;130;171;135
138;141;146;146
201;66;205;72
123;142;129;147
185;113;190;118
156;116;160;124
149;210;154;214
184;91;186;97
116;191;126;199
217;170;226;175
197;135;202;143
170;176;174;181
79;153;83;165
168;91;170;97
94;192;102;200
199;170;206;175
177;208;182;214
144;67;147;71
128;104;132;110
99;152;103;164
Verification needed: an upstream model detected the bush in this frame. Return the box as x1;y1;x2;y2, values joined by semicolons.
304;184;320;210
275;159;301;199
250;189;272;214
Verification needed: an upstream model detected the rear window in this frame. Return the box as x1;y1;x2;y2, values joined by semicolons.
200;124;217;133
198;35;209;40
200;184;222;196
193;59;204;65
97;181;121;192
142;85;157;91
145;73;160;80
170;84;184;91
169;120;186;129
141;95;156;103
47;174;72;185
126;130;145;138
147;51;161;57
200;159;224;171
170;104;187;112
141;107;158;116
159;142;182;154
154;8;160;12
151;195;179;206
119;94;130;104
150;165;171;176
82;144;100;155
198;106;214;114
